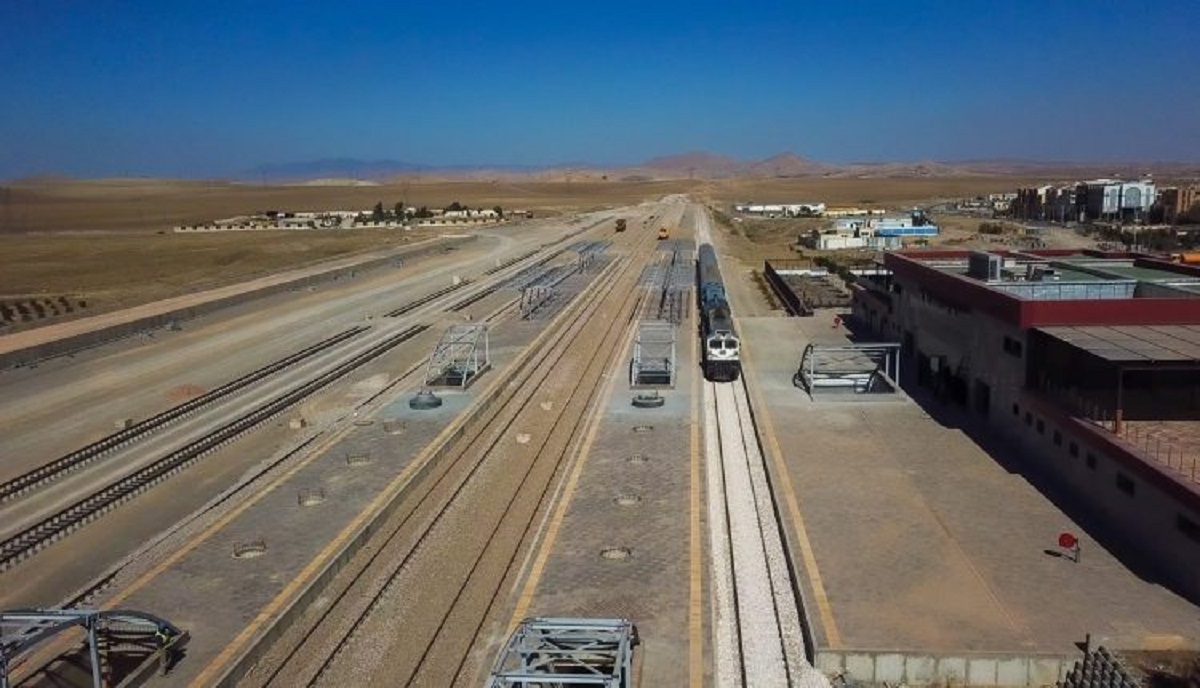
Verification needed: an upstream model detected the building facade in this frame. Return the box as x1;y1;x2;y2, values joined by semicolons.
853;248;1200;602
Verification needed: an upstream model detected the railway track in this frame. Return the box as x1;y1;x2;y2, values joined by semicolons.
0;324;431;573
0;225;613;565
240;216;659;688
0;325;371;505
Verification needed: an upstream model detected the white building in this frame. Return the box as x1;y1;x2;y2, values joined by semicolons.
734;202;826;217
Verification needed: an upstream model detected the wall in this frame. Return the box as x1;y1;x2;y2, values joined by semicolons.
856;275;1200;603
1003;392;1200;603
816;649;1071;686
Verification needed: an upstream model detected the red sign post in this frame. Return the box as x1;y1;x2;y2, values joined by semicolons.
1058;532;1081;563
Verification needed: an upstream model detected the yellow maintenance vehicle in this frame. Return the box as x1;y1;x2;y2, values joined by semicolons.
657;226;670;240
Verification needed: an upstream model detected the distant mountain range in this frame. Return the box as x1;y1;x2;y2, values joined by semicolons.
241;158;547;181
238;152;1200;183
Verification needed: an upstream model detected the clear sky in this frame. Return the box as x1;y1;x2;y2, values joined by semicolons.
2;0;1198;178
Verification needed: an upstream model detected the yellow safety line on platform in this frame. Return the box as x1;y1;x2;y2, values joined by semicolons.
176;248;630;685
740;342;844;649
688;343;705;687
505;322;636;634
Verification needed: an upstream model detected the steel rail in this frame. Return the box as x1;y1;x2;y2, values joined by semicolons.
0;325;428;573
250;224;653;688
0;325;370;505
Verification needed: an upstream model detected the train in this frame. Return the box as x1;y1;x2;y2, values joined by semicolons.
697;244;741;382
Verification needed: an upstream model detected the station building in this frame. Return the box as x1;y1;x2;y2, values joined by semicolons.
852;248;1200;601
811;213;940;250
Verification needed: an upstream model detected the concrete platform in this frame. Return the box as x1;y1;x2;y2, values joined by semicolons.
737;314;1200;684
506;317;706;686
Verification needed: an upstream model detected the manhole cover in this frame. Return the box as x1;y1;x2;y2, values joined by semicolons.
627;453;649;464
233;540;267;559
409;390;443;410
614;493;641;506
346;453;373;466
632;425;654;434
632;393;665;408
600;547;632;561
298;488;326;507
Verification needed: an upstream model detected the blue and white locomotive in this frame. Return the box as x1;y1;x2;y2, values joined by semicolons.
697;244;742;382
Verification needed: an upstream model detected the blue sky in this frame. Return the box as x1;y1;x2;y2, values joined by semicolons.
2;0;1198;178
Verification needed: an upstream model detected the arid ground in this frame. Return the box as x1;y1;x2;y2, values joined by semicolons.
0;175;1069;321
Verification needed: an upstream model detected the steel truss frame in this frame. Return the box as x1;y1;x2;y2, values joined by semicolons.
1;608;182;688
630;319;676;388
794;342;902;398
485;617;639;687
424;324;490;388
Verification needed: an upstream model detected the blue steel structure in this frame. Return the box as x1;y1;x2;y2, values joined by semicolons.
486;617;639;687
1;608;183;688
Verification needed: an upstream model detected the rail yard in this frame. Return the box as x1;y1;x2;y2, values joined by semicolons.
2;196;1199;688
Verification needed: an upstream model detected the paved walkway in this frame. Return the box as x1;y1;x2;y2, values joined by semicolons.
740;314;1200;655
507;319;706;686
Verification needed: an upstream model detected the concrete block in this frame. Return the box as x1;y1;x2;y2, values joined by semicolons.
968;658;998;685
876;653;905;683
1031;658;1067;685
905;655;937;684
845;653;876;682
938;657;967;684
997;657;1028;685
815;652;844;676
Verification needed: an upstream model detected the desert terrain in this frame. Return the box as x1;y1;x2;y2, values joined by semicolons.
0;174;1083;325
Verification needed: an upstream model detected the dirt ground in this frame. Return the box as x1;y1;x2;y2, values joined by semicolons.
0;175;1069;324
0;229;425;312
0;178;702;234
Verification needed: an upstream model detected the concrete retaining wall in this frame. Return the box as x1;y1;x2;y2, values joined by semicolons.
0;235;476;370
816;649;1074;686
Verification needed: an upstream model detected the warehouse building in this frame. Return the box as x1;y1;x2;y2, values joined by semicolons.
853;248;1200;601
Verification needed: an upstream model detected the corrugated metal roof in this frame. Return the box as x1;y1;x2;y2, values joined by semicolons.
1037;324;1200;362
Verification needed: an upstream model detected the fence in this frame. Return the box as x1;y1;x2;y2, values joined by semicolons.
1043;385;1199;484
762;260;812;316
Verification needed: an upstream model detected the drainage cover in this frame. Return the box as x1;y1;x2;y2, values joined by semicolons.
233;540;267;559
298;488;327;507
627;453;649;464
600;547;632;561
614;493;641;506
632;425;654;434
632;392;665;408
346;453;373;466
409;390;443;410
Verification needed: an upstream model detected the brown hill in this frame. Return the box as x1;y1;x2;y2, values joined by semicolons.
746;152;838;177
640;151;747;177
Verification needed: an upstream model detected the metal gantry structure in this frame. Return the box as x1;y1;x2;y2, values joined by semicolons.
424;324;490;388
630;320;677;388
0;608;183;688
485;617;639;688
794;342;902;398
